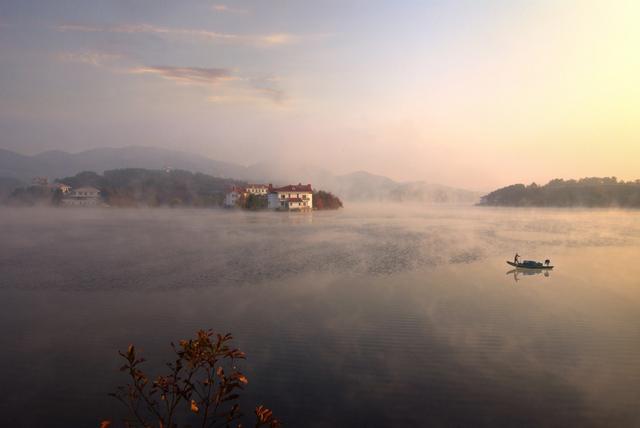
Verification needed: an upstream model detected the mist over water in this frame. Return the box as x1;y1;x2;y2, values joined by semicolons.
1;205;639;427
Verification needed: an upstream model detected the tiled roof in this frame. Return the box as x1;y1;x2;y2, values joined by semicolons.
272;184;312;192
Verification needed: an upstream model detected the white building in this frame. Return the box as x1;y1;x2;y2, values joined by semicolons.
223;186;246;208
224;184;271;207
267;184;313;211
62;186;101;206
245;184;269;195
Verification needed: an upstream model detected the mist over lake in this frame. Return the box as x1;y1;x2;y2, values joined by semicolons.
1;205;639;427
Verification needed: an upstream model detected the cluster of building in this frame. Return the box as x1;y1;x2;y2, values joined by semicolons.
31;177;102;207
63;186;101;206
224;183;313;211
30;176;315;210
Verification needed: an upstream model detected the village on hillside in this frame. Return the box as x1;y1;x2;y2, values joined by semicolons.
5;172;343;211
23;177;103;207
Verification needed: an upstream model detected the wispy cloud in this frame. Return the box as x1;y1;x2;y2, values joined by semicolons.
56;23;296;46
57;51;122;66
128;66;235;85
248;76;286;104
212;4;249;14
129;66;287;104
56;50;287;105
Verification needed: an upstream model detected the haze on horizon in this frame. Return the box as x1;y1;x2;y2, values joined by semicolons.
1;0;639;190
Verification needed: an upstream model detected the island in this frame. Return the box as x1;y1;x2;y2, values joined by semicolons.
479;177;640;208
4;168;343;210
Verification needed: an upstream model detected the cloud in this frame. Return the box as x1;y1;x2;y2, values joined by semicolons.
212;4;249;14
260;33;296;45
56;23;296;46
129;66;235;85
248;77;286;103
128;66;286;104
56;50;287;104
57;51;122;66
56;24;103;33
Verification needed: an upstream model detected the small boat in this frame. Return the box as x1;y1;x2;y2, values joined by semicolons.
506;260;553;269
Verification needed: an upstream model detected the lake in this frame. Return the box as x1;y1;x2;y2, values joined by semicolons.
1;205;639;427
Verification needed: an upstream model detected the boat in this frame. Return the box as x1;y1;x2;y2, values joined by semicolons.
506;260;553;269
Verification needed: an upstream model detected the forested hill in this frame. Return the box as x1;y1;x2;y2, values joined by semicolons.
480;177;640;207
58;169;246;207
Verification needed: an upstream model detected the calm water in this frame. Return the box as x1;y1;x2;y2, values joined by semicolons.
1;206;639;427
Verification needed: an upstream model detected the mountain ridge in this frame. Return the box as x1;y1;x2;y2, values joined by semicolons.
0;146;480;203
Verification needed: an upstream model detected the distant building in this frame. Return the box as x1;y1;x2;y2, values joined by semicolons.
31;177;71;194
268;184;313;211
52;183;71;194
62;186;101;206
223;185;246;208
245;184;269;195
224;184;270;207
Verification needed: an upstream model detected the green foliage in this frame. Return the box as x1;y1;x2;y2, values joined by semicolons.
56;171;105;189
6;185;56;206
0;176;24;201
106;329;280;428
242;194;268;210
480;177;640;207
313;191;343;210
58;169;246;208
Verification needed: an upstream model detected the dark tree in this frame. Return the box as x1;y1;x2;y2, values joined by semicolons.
479;177;640;207
243;194;268;210
313;191;343;210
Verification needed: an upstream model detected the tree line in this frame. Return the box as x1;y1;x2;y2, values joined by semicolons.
4;169;245;207
4;168;343;209
479;177;640;207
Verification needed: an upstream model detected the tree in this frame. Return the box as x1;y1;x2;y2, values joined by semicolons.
55;169;246;208
313;191;343;210
479;177;640;207
6;185;55;206
105;329;280;428
243;194;268;210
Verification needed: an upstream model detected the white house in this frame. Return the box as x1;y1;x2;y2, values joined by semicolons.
224;184;271;207
267;184;313;211
223;186;246;208
62;186;101;206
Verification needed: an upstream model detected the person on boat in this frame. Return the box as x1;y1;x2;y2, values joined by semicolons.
545;259;550;266
514;253;520;264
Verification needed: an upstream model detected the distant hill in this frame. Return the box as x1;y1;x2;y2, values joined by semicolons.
0;146;248;183
0;146;479;204
322;171;480;204
238;168;479;204
480;177;640;207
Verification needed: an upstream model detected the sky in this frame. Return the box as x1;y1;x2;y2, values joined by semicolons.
1;0;639;190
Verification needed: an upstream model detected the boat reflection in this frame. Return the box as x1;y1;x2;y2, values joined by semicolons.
506;268;550;282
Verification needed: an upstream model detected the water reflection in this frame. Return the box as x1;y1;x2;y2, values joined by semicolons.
506;268;551;282
1;206;640;427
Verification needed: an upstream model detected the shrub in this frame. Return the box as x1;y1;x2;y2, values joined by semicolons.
103;329;280;428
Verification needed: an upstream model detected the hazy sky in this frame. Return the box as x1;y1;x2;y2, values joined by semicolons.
1;0;639;189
